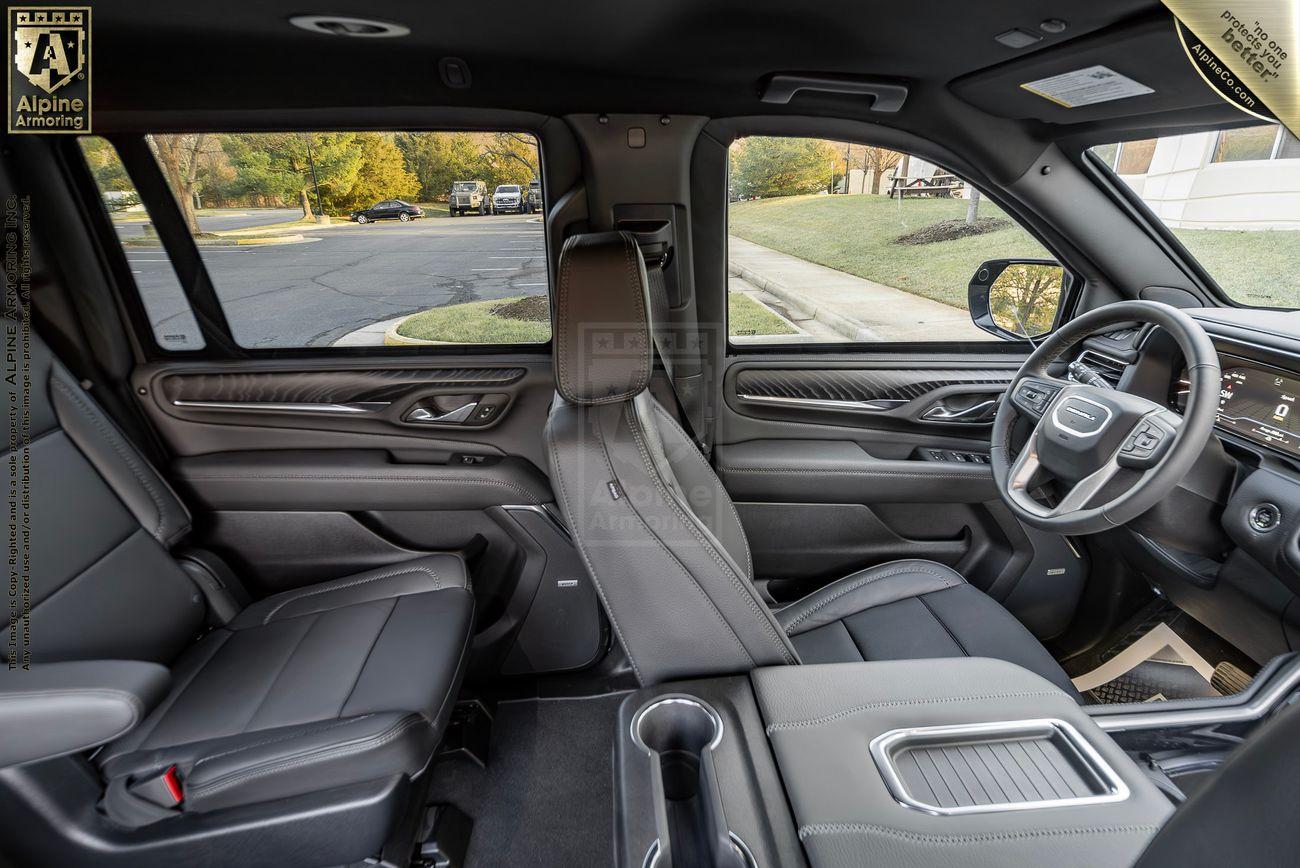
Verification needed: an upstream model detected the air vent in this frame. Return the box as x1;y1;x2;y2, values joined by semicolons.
289;15;410;38
1072;350;1126;387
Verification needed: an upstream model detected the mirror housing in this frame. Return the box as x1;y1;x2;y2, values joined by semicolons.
968;258;1067;341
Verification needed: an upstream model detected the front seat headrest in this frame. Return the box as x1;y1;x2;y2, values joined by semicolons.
553;231;652;405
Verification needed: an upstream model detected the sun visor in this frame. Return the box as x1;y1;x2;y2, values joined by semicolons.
950;15;1222;125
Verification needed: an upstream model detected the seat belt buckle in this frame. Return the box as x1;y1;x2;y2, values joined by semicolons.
129;764;184;809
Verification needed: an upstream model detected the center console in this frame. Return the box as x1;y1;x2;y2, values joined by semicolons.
615;659;1176;868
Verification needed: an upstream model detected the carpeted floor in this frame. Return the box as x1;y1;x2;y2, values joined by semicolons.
425;692;627;867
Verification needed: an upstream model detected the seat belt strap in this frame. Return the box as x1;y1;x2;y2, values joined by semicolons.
645;265;710;452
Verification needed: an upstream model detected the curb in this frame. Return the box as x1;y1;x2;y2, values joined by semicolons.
383;315;457;346
727;262;882;342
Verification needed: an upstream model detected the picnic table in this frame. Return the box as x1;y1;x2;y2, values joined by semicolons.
888;172;965;199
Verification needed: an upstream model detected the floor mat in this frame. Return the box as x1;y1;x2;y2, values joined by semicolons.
1071;623;1222;704
425;692;627;867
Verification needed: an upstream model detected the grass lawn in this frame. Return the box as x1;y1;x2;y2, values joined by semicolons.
729;292;796;336
729;194;1049;309
1172;229;1300;308
729;194;1299;310
391;296;551;344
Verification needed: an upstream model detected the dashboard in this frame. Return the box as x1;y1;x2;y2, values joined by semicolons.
1174;360;1300;459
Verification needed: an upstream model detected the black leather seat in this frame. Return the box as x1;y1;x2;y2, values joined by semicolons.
0;323;473;862
544;231;1074;693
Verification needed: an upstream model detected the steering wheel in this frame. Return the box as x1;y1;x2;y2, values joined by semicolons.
990;300;1220;534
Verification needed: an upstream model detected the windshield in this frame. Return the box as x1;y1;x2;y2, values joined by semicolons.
452;182;477;191
1091;123;1300;309
497;186;519;194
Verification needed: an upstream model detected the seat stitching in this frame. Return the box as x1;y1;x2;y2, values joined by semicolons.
765;690;1064;732
339;597;399;715
182;474;540;502
188;714;426;797
545;418;645;684
126;631;232;755
918;593;970;656
239;613;321;733
50;377;170;539
780;565;961;633
259;566;440;625
798;823;1161;844
191;714;378;770
602;407;757;669
651;402;753;580
626;401;793;664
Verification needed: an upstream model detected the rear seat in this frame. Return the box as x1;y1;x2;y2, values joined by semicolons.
0;325;473;862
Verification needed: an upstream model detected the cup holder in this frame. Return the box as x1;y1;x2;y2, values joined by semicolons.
631;696;750;868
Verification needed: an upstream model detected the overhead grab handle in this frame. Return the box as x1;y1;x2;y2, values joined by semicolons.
760;73;908;112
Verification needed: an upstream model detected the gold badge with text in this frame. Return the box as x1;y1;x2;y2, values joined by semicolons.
1163;1;1296;135
8;6;91;133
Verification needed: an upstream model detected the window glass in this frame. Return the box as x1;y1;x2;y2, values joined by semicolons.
78;137;205;350
726;137;1058;343
1116;139;1157;174
147;131;547;348
1212;125;1278;162
1090;124;1299;308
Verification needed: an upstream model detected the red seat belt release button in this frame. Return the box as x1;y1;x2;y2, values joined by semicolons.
130;764;184;809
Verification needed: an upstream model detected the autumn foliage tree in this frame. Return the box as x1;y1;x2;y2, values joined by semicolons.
989;263;1063;337
729;137;839;199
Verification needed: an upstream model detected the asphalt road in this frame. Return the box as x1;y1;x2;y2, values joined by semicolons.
125;212;547;348
114;207;303;240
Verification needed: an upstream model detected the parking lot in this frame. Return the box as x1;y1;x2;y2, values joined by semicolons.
124;211;547;347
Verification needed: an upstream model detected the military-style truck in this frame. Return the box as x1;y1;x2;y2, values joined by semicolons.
449;180;487;216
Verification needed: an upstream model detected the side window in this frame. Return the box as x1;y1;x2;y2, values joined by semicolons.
78;137;205;351
726;136;1062;345
143;131;547;349
1090;124;1300;308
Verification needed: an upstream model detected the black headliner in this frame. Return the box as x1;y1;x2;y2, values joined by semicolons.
92;0;1239;140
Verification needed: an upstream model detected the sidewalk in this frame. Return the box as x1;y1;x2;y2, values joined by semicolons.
727;236;988;343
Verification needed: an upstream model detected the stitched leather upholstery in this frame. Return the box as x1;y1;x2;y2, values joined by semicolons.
2;322;475;836
779;561;1077;695
546;233;1074;692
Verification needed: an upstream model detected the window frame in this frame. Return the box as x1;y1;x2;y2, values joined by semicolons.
69;128;553;362
1208;124;1289;164
721;134;1079;355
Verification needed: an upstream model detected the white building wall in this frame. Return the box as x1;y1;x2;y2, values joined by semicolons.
1119;132;1300;230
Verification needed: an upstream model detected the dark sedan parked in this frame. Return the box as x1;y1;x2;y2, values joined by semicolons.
350;199;424;223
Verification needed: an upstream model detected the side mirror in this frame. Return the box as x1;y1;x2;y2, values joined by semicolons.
968;259;1066;341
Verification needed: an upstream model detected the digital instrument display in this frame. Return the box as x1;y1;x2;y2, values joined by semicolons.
1177;363;1300;457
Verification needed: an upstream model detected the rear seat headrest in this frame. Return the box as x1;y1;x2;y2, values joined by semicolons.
553;231;652;405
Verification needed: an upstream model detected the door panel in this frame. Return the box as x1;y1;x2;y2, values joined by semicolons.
717;355;1086;641
134;354;609;679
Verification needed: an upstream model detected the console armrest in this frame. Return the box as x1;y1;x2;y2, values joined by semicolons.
753;658;1173;868
0;661;169;768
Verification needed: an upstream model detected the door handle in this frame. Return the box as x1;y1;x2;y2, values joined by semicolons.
405;402;478;424
921;399;998;423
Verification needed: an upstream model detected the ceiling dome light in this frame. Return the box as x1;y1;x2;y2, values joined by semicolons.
288;15;410;38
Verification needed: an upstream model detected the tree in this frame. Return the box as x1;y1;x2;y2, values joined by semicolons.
859;146;904;195
730;137;839;199
331;133;420;214
480;132;540;188
965;187;982;226
989;263;1062;337
220;132;365;219
148;134;211;234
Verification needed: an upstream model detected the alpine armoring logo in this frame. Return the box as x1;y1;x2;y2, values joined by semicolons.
8;7;91;134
